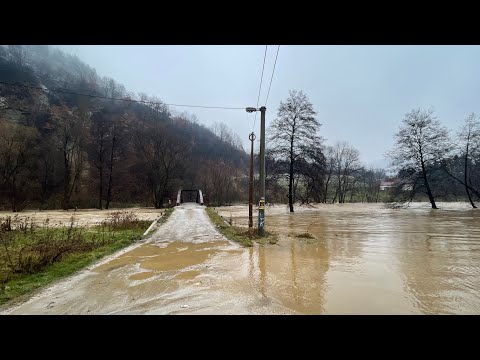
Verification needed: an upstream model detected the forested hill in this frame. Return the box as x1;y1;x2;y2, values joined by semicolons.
0;45;248;211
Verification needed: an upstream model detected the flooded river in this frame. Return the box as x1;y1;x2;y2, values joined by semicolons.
217;202;480;314
3;203;480;314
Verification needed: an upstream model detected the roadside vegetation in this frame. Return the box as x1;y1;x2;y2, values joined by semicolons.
0;210;152;306
206;207;278;247
145;208;174;235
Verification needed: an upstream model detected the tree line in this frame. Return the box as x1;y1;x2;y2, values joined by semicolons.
2;46;477;213
0;45;248;211
389;108;480;209
265;91;480;212
264;90;386;212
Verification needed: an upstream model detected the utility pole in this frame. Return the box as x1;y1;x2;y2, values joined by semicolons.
248;132;256;228
246;106;266;237
258;106;266;236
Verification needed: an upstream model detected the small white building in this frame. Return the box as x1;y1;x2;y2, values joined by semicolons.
380;179;398;191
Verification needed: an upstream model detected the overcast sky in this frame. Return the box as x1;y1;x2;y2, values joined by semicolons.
57;45;480;168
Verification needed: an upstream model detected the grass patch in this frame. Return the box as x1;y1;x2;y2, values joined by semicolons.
144;208;174;235
0;211;150;306
158;208;174;225
206;207;278;247
296;232;315;239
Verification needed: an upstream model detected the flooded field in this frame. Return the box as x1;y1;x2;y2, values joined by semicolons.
217;202;480;314
3;202;480;314
0;208;163;228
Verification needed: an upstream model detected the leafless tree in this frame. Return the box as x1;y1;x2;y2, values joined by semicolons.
105;109;129;209
211;121;243;151
201;160;235;206
0;121;38;211
90;110;108;209
389;108;450;209
51;105;89;210
357;167;385;203
268;90;322;212
330;142;361;203
442;113;480;208
134;122;188;208
322;146;335;203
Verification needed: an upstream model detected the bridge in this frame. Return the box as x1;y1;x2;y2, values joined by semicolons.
176;189;204;206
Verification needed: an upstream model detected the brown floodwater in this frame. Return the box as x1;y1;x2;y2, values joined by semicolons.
3;202;480;314
0;207;163;228
217;202;480;314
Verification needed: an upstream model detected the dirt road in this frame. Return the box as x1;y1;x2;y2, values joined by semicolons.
1;203;290;315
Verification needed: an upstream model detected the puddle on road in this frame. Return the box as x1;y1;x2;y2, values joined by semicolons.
129;272;155;281
95;240;230;274
175;270;201;281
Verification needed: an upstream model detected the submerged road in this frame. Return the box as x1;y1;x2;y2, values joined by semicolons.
2;203;290;315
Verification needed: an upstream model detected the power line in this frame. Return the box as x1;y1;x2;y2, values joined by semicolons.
264;45;280;107
253;45;268;131
0;80;245;110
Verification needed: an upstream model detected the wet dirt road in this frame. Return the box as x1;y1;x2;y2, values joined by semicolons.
2;203;291;314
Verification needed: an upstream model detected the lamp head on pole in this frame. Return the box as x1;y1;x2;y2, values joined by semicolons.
246;107;257;113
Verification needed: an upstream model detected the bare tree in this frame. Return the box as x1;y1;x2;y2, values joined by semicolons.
295;146;326;204
457;113;480;207
331;142;361;203
357;167;385;203
105;109;129;209
90;110;108;209
199;160;237;206
389;108;450;209
134;122;188;208
0;122;38;211
442;113;480;208
51;105;89;210
268;90;322;212
37;135;59;208
322;146;335;203
211;122;243;150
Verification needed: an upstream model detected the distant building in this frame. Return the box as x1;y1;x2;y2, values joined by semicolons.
380;178;414;192
380;179;399;191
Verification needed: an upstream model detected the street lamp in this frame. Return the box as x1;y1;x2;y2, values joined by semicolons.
246;106;266;236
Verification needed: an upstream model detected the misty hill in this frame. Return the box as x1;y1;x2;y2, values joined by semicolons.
0;45;248;210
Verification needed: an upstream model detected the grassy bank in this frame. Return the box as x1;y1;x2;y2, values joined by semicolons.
0;210;162;306
206;207;277;247
158;208;174;225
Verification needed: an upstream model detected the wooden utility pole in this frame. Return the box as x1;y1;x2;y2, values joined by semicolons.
248;132;256;228
246;106;266;237
258;106;266;236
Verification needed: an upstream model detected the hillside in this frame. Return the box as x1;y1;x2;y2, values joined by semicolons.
0;45;248;210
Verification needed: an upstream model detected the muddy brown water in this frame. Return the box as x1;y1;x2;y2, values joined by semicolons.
0;208;163;228
2;202;480;314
